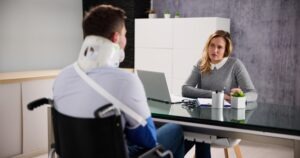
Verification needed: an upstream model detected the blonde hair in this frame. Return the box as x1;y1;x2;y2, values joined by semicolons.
200;30;233;74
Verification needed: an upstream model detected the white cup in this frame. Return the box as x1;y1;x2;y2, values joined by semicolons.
212;91;224;108
234;109;246;120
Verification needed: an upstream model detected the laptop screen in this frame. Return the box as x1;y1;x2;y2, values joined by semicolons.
137;70;172;103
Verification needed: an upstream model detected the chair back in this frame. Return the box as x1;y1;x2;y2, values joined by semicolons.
52;104;128;158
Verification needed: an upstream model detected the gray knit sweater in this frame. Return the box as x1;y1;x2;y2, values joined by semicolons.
182;57;258;102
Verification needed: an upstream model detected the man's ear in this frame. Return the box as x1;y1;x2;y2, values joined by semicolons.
111;32;119;43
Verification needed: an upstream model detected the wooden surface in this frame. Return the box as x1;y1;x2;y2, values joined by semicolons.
0;70;60;84
0;68;134;84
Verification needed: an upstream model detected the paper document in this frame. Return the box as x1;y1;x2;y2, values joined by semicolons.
197;98;231;107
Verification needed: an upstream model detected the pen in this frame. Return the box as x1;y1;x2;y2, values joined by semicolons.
223;87;229;94
224;104;231;108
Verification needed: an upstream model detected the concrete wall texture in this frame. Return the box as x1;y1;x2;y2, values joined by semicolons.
153;0;300;106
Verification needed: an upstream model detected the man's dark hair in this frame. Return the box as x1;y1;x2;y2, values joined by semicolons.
83;4;126;39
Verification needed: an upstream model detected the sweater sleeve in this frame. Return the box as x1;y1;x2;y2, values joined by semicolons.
233;59;258;102
182;61;213;98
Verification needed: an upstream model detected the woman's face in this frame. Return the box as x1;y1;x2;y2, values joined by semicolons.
208;37;226;64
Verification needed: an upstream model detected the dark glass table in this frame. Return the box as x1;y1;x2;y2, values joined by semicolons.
148;100;300;158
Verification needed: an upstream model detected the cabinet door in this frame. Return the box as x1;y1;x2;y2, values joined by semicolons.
172;78;186;96
173;18;230;50
135;48;173;88
135;19;173;49
21;79;54;155
172;49;201;95
0;83;22;158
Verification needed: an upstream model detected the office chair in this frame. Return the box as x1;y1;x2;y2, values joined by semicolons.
185;133;242;158
27;98;173;158
212;137;242;158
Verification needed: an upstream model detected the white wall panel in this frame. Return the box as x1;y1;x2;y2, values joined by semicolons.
0;0;83;72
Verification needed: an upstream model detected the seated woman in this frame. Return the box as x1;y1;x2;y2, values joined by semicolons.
182;30;257;102
182;30;258;158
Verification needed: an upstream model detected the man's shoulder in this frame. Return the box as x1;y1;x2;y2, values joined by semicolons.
55;65;75;80
112;68;134;76
91;67;139;83
55;66;138;85
98;67;135;78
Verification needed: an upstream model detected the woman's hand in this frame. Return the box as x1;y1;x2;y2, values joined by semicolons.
224;94;231;102
224;88;243;102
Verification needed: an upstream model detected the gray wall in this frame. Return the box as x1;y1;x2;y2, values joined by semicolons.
0;0;83;72
154;0;300;106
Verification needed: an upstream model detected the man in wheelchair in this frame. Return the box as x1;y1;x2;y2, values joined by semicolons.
52;4;184;158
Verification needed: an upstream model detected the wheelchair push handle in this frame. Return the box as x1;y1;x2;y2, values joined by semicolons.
94;103;121;118
27;97;53;110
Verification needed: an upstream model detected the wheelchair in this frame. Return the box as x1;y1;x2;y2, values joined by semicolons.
27;98;173;158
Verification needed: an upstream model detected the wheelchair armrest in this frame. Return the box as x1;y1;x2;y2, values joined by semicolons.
138;144;173;158
27;97;53;111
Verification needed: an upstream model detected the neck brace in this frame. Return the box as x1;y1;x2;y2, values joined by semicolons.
77;35;125;72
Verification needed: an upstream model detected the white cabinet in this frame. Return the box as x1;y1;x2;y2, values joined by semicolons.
135;18;230;95
0;71;56;158
0;83;22;158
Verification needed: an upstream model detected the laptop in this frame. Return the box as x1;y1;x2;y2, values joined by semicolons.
137;70;197;105
137;70;174;104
